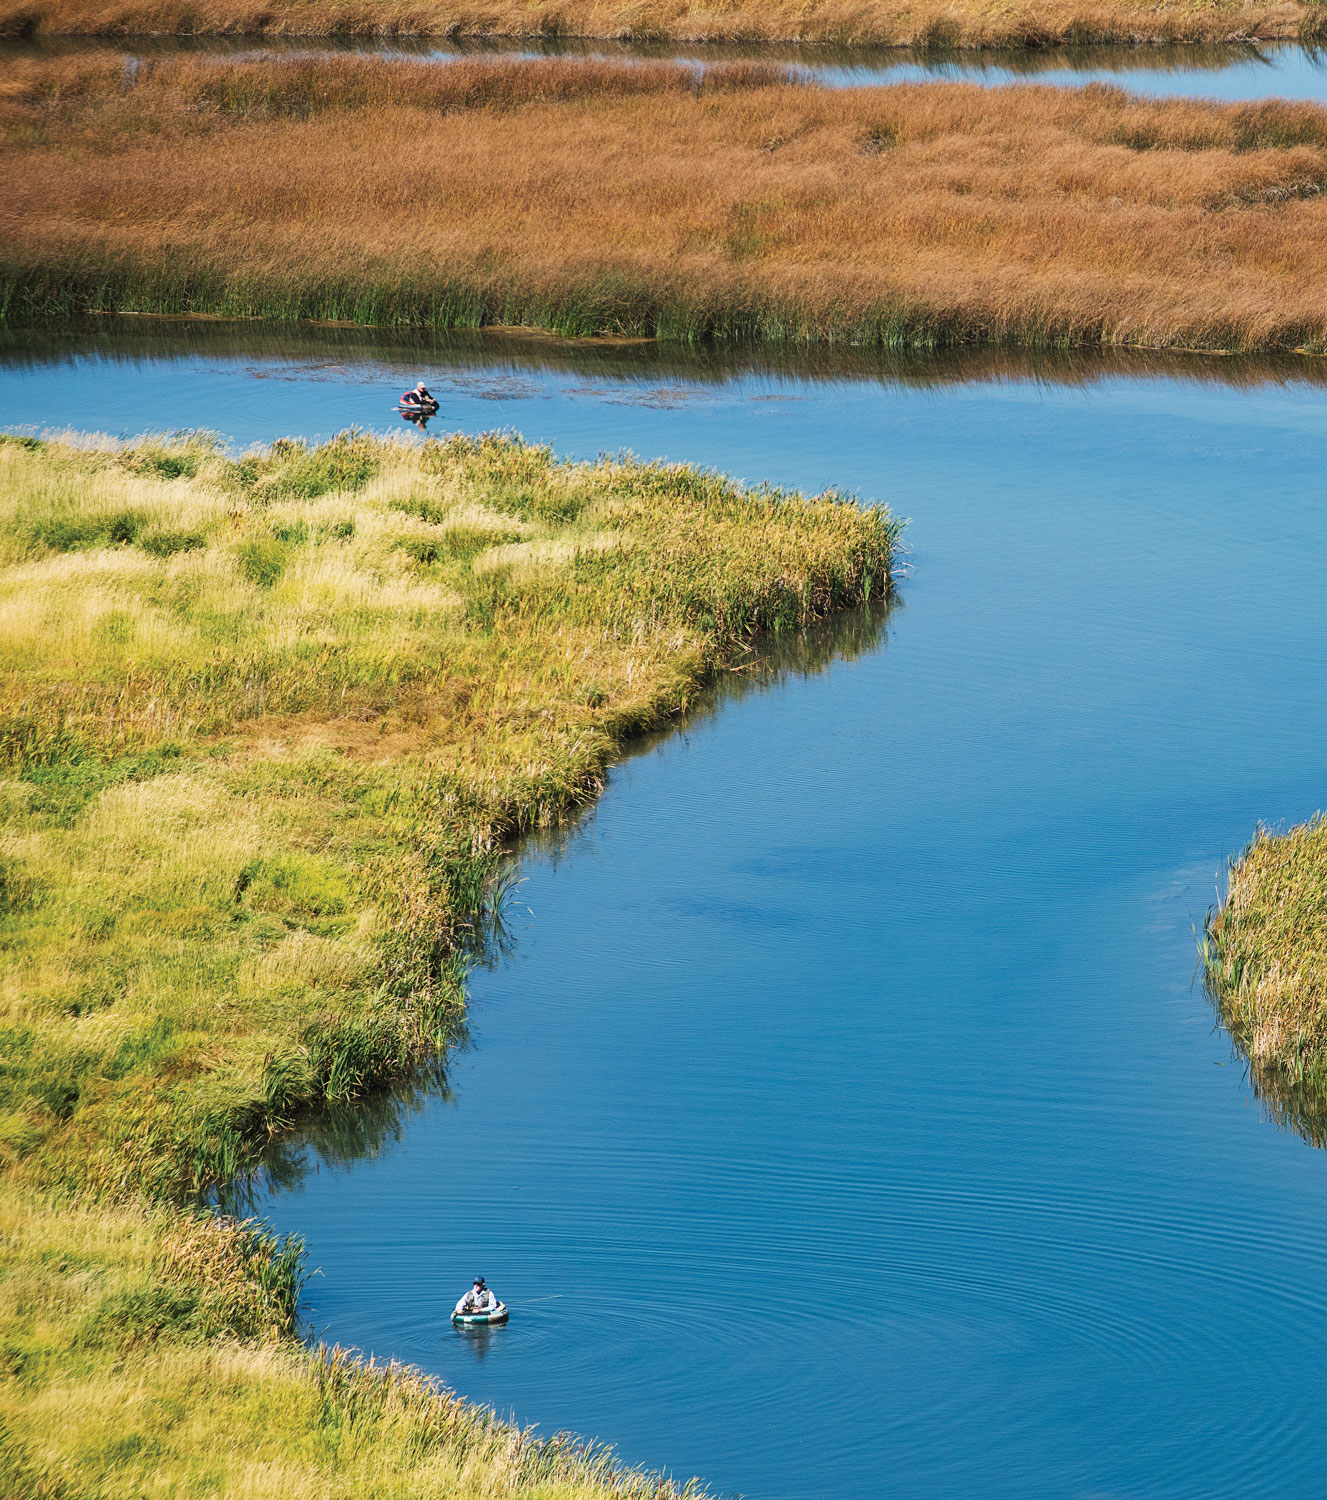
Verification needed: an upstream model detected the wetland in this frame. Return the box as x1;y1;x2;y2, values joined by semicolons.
6;322;1325;1498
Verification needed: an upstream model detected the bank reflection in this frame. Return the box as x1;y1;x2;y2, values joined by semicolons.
1212;1029;1327;1151
6;317;1327;399
223;597;896;1211
4;33;1325;86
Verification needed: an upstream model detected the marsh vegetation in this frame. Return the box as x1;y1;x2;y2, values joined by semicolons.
9;56;1327;351
3;0;1323;52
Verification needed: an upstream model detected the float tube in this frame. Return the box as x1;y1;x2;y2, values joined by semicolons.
452;1301;509;1326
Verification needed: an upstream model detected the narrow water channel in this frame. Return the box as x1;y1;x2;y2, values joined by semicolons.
7;324;1327;1499
11;34;1327;103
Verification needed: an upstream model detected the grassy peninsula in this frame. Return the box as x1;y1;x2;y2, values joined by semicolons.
2;0;1321;51
0;428;899;1495
9;56;1327;353
1204;817;1327;1133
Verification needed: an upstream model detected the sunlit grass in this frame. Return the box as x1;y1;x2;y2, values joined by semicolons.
0;428;899;1495
2;427;897;1192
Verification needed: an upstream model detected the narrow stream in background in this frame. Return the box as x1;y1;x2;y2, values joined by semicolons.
7;323;1327;1498
11;34;1327;102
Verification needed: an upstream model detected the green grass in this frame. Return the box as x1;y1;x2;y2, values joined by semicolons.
0;428;900;1497
1203;814;1327;1137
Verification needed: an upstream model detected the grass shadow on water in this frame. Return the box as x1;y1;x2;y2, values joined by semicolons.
244;596;897;1217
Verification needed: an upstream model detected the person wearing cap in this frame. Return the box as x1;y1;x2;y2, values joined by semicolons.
456;1277;496;1314
401;381;435;409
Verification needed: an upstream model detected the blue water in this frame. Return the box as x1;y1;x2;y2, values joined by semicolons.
798;40;1327;97
12;34;1327;102
6;326;1327;1498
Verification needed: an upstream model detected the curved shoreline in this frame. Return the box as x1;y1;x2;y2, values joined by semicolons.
0;429;899;1495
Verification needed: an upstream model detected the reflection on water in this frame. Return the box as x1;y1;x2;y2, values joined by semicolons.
237;599;896;1212
519;598;898;868
218;1053;459;1216
453;1320;503;1363
1239;1059;1327;1150
6;316;1327;403
7;34;1327;101
1206;983;1327;1150
0;34;1287;68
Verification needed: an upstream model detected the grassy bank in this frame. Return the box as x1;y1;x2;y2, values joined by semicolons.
1203;817;1327;1135
1;0;1320;50
0;428;899;1495
8;56;1327;353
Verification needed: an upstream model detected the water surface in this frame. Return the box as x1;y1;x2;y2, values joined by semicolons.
11;34;1327;102
6;324;1327;1500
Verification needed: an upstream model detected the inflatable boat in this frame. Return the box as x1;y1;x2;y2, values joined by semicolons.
452;1301;509;1326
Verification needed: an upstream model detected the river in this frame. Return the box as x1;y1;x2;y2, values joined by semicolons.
12;33;1327;103
6;321;1327;1498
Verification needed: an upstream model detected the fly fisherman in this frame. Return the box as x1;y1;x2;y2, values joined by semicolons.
456;1277;496;1315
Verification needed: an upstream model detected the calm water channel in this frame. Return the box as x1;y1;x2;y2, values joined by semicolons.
13;34;1327;102
7;323;1327;1498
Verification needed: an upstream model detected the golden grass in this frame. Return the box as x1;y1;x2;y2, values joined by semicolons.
6;56;1327;351
1;0;1319;49
1204;816;1327;1134
0;429;896;1495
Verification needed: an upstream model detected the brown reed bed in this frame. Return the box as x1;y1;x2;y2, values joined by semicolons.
5;55;1327;351
1;0;1320;50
